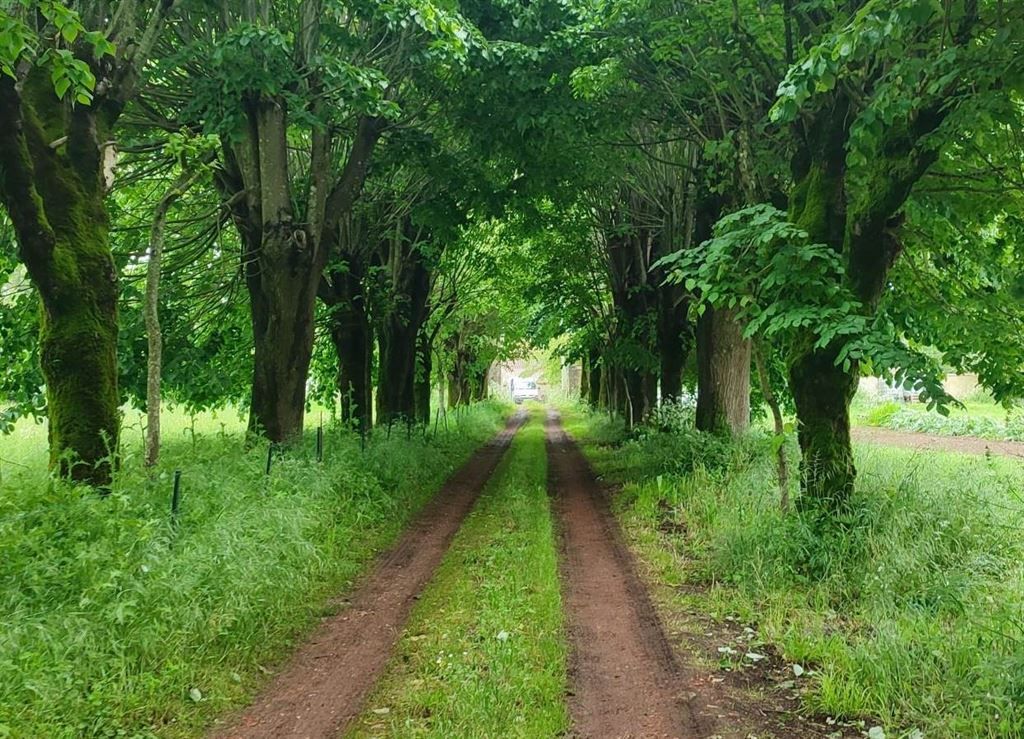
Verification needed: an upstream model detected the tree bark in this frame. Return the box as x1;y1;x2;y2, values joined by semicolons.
0;73;121;486
789;344;856;511
695;306;751;435
471;363;489;401
656;288;691;403
784;84;950;511
579;355;590;402
588;352;603;408
219;107;383;444
446;332;486;407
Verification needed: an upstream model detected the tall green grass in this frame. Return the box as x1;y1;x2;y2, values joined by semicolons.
348;412;569;738
566;405;1024;738
0;402;508;738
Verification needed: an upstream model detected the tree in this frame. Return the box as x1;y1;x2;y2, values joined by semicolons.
142;147;213;467
771;0;1024;509
155;0;471;443
0;0;177;485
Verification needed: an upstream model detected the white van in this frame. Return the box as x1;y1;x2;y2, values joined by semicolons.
510;377;540;404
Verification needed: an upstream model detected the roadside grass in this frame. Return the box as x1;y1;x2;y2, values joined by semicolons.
347;412;568;738
563;403;1024;738
0;401;508;739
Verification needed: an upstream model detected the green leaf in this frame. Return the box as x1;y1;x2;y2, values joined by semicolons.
53;76;71;98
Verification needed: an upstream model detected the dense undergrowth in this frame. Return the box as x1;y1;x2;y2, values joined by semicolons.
566;403;1024;738
0;401;508;738
349;411;568;738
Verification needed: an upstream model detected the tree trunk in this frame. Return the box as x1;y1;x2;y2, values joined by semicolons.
695;306;751;435
613;367;629;420
471;364;489;401
656;289;691;403
377;243;430;424
245;230;319;442
788;344;856;511
622;367;657;428
144;212;164;469
588;352;602;408
0;74;120;487
219;109;383;445
40;224;120;484
324;256;373;433
579;357;590;402
377;329;415;424
145;166;207;467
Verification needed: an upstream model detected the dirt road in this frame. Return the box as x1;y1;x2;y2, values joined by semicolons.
545;411;709;738
213;412;525;739
853;426;1024;457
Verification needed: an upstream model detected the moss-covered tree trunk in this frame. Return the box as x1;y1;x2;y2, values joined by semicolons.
39;206;120;484
695;306;751;435
787;165;857;507
0;73;121;486
789;343;856;510
783;103;858;508
783;88;941;511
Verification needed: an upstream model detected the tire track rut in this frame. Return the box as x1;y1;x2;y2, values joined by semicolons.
546;410;708;739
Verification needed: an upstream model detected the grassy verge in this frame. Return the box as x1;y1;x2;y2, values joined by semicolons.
852;397;1024;441
0;401;508;739
563;403;1024;738
347;411;568;738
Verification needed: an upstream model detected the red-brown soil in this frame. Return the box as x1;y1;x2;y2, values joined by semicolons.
546;411;710;738
548;411;862;739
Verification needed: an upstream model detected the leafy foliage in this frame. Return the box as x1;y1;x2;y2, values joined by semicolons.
660;204;953;410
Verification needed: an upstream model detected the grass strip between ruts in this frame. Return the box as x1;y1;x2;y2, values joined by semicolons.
347;409;569;738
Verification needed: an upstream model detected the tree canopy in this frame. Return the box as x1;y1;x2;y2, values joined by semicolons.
2;0;1023;519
